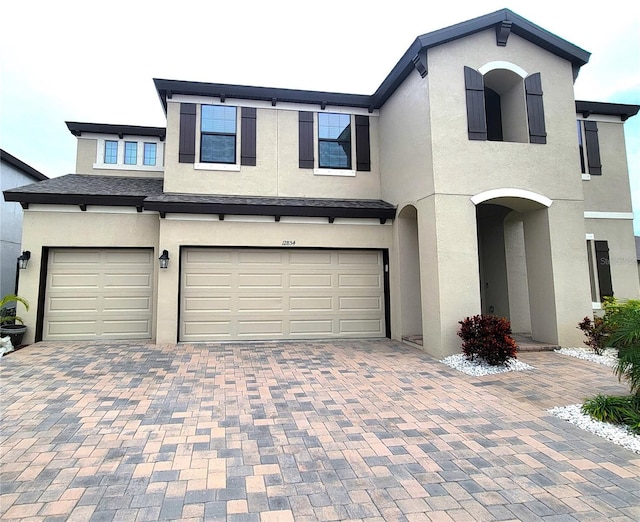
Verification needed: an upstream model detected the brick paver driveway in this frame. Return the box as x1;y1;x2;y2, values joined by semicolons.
1;339;639;521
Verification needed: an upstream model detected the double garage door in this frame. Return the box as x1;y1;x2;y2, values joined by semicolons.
42;247;386;342
181;248;386;341
43;248;154;340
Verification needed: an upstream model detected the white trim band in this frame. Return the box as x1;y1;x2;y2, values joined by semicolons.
584;211;634;220
471;188;552;208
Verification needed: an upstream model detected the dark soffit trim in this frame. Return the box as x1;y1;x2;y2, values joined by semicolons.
66;121;166;139
575;101;640;121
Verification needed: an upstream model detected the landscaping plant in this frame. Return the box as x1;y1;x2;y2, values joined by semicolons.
457;314;518;366
0;294;29;325
580;299;640;433
577;315;611;355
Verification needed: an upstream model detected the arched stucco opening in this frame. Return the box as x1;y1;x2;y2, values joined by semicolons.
398;204;423;344
472;189;558;343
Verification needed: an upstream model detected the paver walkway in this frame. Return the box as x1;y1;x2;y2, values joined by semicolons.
1;339;639;521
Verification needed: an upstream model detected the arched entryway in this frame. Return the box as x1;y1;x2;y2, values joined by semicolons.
472;189;557;343
398;205;423;345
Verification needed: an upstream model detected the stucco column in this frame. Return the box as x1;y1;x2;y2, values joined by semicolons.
417;194;481;359
155;218;181;343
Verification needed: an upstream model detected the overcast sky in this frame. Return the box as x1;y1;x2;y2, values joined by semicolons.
1;0;638;232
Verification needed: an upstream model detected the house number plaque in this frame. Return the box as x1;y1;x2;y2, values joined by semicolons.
282;240;296;246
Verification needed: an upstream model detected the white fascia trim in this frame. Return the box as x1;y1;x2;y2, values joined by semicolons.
470;188;552;207
585;233;595;240
313;168;356;177
194;162;241;172
478;61;528;78
168;95;379;117
576;114;624;124
584;211;634;220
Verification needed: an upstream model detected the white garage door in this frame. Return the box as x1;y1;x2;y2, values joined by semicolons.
181;248;386;341
43;248;154;340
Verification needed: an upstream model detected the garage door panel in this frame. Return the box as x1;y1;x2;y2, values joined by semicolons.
181;248;385;341
339;296;382;311
237;273;283;288
290;319;334;334
339;274;382;288
44;248;153;340
289;274;332;288
289;296;333;311
48;297;99;312
50;274;99;288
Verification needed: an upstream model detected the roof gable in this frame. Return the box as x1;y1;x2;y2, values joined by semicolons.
0;149;48;181
155;9;591;113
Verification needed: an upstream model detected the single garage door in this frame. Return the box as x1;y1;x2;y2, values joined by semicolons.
181;248;386;341
43;248;154;340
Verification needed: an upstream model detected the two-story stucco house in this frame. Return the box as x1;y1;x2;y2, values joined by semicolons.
4;9;639;358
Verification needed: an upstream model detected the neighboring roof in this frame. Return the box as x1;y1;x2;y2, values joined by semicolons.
66;122;166;140
3;174;164;209
0;149;48;181
3;175;397;222
155;8;591;113
576;101;640;121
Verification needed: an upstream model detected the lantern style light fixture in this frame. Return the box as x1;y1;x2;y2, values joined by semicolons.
158;250;170;269
17;251;31;270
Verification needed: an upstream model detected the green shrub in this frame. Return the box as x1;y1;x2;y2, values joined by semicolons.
603;299;640;396
457;314;518;366
582;394;640;434
577;316;611;355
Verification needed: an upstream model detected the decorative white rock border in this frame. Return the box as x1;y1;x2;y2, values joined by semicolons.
440;354;534;376
554;347;617;367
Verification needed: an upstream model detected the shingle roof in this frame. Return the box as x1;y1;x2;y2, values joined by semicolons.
3;174;397;222
66;122;166;139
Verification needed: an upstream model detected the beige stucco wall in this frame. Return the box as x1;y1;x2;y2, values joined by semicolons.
76;138;97;173
581;119;634;212
585;218;640;300
17;208;160;344
155;217;393;343
379;70;433;204
163;101;382;200
427;30;583;202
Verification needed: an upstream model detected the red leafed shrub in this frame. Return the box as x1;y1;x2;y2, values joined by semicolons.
457;314;518;366
577;316;611;355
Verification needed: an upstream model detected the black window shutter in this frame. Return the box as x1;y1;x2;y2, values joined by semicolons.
595;240;613;300
179;103;196;163
299;111;314;169
583;121;602;175
241;107;257;166
464;66;487;141
525;73;547;144
355;115;371;171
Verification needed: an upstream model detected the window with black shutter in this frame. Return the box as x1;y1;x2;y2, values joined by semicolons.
594;240;613;300
464;66;487;141
355;115;371;172
179;103;196;163
524;73;546;144
241;107;257;166
298;111;314;169
584;121;602;175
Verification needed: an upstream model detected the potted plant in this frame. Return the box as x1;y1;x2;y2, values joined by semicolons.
0;294;29;348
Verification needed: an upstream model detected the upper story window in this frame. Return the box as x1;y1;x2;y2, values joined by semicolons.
104;140;118;164
94;136;164;171
318;113;352;169
201;105;237;164
143;143;157;166
464;65;546;144
124;142;137;165
577;120;601;177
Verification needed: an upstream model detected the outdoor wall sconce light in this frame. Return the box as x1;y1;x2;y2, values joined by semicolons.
158;250;170;269
17;251;31;270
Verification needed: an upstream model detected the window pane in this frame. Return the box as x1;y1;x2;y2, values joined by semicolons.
104;141;118;164
124;142;137;165
318;112;350;139
201;134;236;163
143;143;157;166
318;112;351;168
319;141;351;168
201;105;236;133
